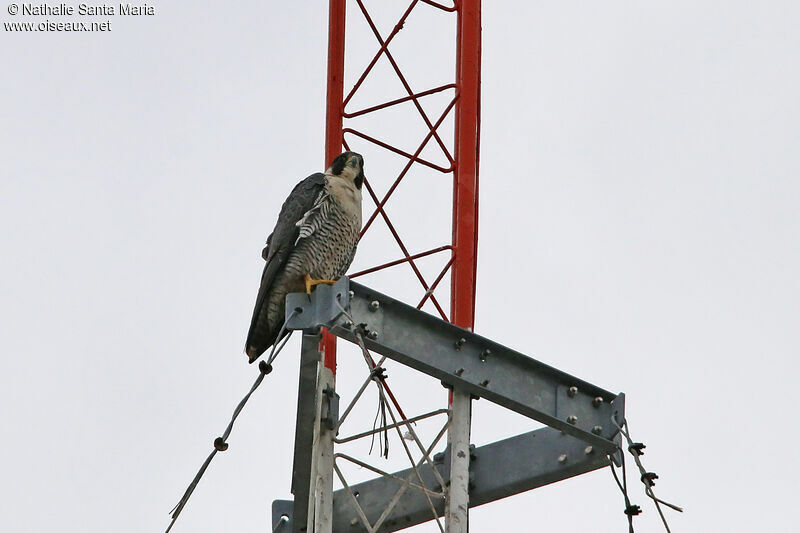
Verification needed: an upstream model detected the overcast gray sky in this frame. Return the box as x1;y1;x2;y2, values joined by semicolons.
2;1;798;532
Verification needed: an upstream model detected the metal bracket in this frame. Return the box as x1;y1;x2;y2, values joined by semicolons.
609;392;626;466
271;499;293;532
285;277;351;330
289;332;323;533
321;385;339;431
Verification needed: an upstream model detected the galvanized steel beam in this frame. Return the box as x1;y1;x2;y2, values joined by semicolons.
312;364;336;532
445;390;471;532
290;332;324;533
271;425;612;532
285;278;625;453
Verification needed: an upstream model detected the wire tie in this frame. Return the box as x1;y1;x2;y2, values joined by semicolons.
628;442;646;456
259;361;273;375
370;366;387;380
213;437;229;452
624;504;642;516
641;472;658;487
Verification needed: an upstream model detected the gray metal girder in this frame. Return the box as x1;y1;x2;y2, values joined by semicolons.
285;278;625;452
290;332;323;533
271;426;611;532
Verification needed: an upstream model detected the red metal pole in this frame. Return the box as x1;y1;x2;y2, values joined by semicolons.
452;0;481;330
447;5;480;528
323;0;347;372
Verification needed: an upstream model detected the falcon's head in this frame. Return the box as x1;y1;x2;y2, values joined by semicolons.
327;151;365;189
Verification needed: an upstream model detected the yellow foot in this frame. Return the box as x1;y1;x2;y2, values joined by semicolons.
304;274;337;294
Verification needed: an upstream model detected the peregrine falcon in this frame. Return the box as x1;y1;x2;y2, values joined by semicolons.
245;152;365;362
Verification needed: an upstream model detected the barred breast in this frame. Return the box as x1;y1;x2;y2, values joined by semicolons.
286;197;361;280
262;182;361;338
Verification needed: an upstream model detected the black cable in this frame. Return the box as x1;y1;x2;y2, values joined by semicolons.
609;452;637;533
164;328;295;533
266;317;296;366
611;417;683;533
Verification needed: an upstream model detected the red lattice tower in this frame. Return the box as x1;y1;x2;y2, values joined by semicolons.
320;4;479;528
322;0;480;369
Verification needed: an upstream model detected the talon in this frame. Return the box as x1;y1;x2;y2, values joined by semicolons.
304;273;337;294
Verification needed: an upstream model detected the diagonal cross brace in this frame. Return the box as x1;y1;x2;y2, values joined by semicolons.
285;278;626;453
